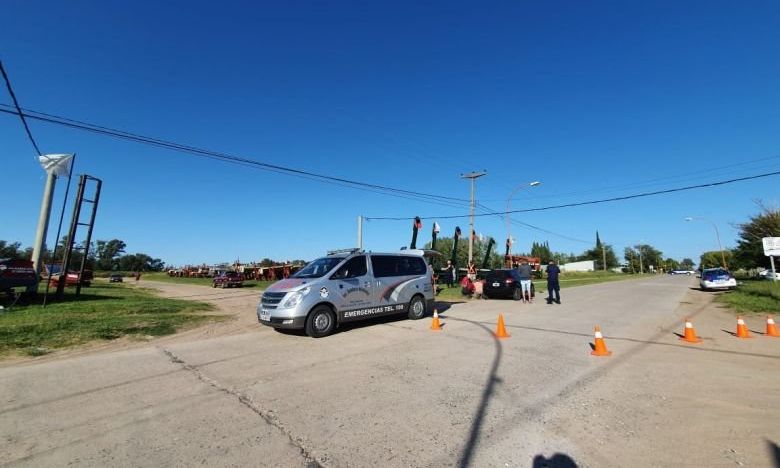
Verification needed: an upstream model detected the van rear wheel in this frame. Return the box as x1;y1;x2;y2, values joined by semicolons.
408;295;426;320
306;305;336;338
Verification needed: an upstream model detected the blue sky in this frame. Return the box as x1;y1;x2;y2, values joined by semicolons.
2;0;779;267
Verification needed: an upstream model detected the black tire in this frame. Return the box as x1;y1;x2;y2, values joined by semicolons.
306;305;336;338
212;282;217;288
512;287;522;301
407;295;426;320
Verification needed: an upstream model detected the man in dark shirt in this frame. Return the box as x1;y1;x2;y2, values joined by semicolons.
546;260;561;304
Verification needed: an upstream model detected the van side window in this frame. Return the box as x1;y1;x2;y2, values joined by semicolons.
371;255;427;277
331;256;367;279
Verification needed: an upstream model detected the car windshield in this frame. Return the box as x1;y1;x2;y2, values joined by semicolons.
292;257;344;278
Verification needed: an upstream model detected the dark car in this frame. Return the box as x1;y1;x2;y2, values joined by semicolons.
0;258;37;293
483;269;523;300
109;274;123;283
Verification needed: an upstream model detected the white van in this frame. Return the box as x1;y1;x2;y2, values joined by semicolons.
257;249;435;337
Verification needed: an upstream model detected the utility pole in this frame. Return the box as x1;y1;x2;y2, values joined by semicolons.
31;154;74;291
601;244;607;271
357;215;363;249
461;171;487;265
639;245;644;274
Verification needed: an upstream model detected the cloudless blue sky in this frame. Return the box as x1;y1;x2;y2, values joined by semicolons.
2;0;779;267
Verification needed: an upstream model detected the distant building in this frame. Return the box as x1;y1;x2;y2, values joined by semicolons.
560;260;595;272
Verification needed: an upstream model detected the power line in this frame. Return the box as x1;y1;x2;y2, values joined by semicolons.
0;62;42;155
365;170;780;220
0;104;471;207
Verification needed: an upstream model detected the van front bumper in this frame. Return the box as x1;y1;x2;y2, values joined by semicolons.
257;312;307;329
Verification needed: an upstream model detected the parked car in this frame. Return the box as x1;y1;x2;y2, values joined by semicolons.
699;268;737;290
483;269;524;300
758;269;779;280
257;249;434;337
109;274;123;283
49;270;93;288
212;271;244;288
0;258;37;293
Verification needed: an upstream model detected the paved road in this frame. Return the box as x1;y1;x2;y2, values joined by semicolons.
2;276;778;467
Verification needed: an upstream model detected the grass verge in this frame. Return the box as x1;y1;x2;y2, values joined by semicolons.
714;280;780;315
0;283;223;358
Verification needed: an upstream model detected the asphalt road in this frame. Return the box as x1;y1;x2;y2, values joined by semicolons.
2;275;779;467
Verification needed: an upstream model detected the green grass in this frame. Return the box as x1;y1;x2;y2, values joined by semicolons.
435;271;644;301
715;280;780;315
141;272;274;289
0;283;224;358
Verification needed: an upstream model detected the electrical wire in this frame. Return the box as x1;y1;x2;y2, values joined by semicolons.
0;104;472;207
0;62;42;155
365;170;780;220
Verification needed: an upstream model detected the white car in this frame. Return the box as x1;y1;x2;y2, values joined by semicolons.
699;268;737;290
758;269;779;280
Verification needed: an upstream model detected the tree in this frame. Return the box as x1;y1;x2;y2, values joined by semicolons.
624;244;663;273
0;241;25;259
699;250;733;269
95;239;127;270
530;241;553;263
579;244;619;270
118;253;165;272
680;258;695;270
733;204;780;269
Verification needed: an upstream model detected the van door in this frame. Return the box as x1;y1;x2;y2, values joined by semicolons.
328;255;373;322
369;255;415;316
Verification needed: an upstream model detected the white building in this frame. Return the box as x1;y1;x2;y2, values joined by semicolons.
560;260;595;272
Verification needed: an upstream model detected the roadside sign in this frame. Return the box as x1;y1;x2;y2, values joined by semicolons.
762;237;780;256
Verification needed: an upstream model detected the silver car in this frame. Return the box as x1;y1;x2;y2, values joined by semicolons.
257;249;435;337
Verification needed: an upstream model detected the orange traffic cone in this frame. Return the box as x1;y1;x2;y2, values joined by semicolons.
679;318;702;343
735;316;752;338
494;314;510;339
430;310;442;331
766;316;780;337
591;326;612;356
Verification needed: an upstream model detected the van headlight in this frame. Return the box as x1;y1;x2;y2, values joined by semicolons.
281;287;310;308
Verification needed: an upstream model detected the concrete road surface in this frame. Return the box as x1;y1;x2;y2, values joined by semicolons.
2;275;779;467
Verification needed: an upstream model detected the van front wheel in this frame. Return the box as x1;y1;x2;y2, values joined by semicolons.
408;295;426;320
306;305;336;338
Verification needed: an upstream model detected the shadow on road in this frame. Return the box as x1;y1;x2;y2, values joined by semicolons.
456;318;503;468
532;453;578;468
767;439;780;468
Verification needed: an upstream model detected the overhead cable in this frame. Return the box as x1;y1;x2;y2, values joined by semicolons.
0;104;470;206
0;62;42;155
365;170;780;220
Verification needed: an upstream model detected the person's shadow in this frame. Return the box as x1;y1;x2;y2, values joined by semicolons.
532;453;578;468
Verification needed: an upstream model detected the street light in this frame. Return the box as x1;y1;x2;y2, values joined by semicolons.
461;171;488;265
685;217;728;269
506;181;541;255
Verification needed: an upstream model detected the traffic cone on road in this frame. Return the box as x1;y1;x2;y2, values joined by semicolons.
430;310;442;331
766;316;780;337
680;318;702;343
591;326;612;356
494;314;510;339
735;316;752;338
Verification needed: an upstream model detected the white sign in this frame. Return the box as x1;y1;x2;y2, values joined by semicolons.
763;237;780;256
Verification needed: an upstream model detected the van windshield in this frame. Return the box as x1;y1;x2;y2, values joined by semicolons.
292;257;344;278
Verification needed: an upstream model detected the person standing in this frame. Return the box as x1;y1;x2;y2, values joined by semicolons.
517;260;533;303
444;260;455;288
545;260;561;304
